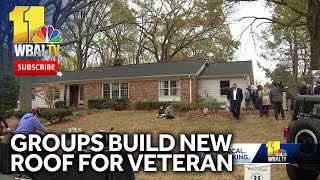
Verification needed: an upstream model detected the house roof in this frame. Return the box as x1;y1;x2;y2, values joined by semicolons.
199;60;252;77
32;59;207;84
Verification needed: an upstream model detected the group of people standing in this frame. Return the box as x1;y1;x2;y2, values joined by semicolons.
227;81;293;121
228;79;320;121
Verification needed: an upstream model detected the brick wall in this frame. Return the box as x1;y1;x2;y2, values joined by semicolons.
82;77;198;108
128;80;158;105
83;83;102;108
180;77;198;102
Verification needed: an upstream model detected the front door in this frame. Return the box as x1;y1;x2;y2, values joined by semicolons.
69;85;79;107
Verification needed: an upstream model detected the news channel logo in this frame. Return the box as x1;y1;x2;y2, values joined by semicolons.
9;6;61;57
266;141;287;163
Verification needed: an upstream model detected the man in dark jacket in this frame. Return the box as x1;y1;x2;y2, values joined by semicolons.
0;113;10;136
314;80;320;94
270;82;285;120
299;81;308;95
228;83;243;120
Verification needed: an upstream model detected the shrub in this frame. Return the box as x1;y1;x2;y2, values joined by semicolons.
197;96;224;112
4;109;30;119
171;101;196;111
134;101;171;110
88;99;129;110
55;101;65;108
0;73;19;112
40;108;73;123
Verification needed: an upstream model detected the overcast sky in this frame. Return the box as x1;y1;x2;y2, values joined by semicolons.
228;1;273;84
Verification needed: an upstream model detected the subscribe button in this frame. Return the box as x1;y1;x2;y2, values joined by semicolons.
14;60;59;76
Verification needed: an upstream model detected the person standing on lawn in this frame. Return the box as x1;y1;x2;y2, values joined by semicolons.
270;82;285;120
299;81;308;95
228;83;243;120
314;80;320;94
164;105;175;119
285;86;293;112
262;84;271;117
257;85;263;117
251;88;257;109
244;88;251;109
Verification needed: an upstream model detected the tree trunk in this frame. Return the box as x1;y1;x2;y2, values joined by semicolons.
19;76;32;110
293;27;299;96
307;0;320;70
309;35;320;70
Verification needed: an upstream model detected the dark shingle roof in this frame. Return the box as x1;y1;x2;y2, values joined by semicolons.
199;61;252;77
32;59;207;84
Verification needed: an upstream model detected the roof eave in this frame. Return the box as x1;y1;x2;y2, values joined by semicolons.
32;74;198;85
198;74;251;79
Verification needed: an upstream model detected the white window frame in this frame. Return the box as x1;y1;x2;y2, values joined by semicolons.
158;80;181;101
102;82;128;99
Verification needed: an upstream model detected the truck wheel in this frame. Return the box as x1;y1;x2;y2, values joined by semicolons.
286;165;318;180
288;118;320;161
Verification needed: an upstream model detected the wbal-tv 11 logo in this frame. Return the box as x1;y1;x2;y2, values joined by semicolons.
10;6;62;76
266;141;287;163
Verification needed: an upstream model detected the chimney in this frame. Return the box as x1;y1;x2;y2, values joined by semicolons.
114;59;123;66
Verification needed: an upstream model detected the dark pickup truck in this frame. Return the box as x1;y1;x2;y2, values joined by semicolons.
285;95;320;180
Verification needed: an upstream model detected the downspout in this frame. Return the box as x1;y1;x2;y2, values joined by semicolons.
189;75;192;103
64;84;67;107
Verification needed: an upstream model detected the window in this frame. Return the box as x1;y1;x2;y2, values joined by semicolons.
159;80;180;96
32;88;36;100
79;86;84;101
103;84;111;99
220;81;230;95
120;83;128;99
112;83;120;99
103;83;128;99
49;88;60;99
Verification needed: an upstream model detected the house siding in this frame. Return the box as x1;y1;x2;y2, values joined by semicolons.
198;76;250;106
83;83;102;108
32;85;65;108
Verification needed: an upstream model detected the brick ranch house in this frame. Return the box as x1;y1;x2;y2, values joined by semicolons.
31;60;253;108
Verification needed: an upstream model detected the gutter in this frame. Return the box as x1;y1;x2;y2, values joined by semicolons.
198;74;251;79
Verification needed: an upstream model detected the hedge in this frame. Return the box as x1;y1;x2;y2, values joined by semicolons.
5;109;29;119
40;108;73;123
55;101;65;108
88;99;129;111
5;108;72;124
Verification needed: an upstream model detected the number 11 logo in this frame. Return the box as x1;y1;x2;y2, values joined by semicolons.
9;6;44;43
266;141;281;156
